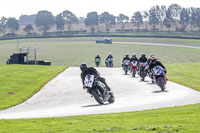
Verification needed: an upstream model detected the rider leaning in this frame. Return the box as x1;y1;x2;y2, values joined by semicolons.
80;63;111;91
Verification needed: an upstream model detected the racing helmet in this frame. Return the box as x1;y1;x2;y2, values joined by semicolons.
141;53;146;58
150;53;155;57
80;63;88;71
150;57;156;63
125;53;129;57
132;53;136;57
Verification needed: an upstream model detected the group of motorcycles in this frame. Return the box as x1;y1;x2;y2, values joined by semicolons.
95;58;114;67
84;58;167;105
122;59;167;91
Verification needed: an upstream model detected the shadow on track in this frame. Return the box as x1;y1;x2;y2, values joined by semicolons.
152;90;168;93
82;103;111;108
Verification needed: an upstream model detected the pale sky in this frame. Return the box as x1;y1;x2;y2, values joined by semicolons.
0;0;199;19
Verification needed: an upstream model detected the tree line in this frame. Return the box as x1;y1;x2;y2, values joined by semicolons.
0;3;200;36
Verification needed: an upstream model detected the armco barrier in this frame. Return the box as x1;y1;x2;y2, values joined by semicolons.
0;34;200;41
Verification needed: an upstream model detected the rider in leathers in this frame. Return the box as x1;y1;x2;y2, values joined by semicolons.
138;53;147;64
130;53;138;62
122;53;130;65
80;64;111;91
148;57;167;74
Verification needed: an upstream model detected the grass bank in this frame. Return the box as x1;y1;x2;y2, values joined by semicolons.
0;63;199;132
0;65;66;110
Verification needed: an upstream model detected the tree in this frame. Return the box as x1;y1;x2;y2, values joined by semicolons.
190;8;200;32
131;11;143;31
179;8;190;31
148;7;160;32
85;12;99;33
23;24;33;34
168;4;182;31
195;8;200;32
62;10;78;34
34;10;54;34
164;9;173;32
100;12;116;33
156;5;166;32
117;14;129;32
0;17;7;36
142;11;149;31
6;17;19;34
55;13;65;31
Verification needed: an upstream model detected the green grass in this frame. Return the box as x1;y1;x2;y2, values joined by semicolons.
0;103;199;133
0;37;200;66
167;63;200;91
0;65;66;110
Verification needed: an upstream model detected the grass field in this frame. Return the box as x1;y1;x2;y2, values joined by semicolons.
0;37;200;66
0;65;66;110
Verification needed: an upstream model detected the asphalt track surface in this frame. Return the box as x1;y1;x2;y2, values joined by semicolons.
0;67;200;119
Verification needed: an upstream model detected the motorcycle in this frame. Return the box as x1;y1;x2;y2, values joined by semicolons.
152;66;167;91
95;58;101;67
84;74;115;104
106;58;113;67
139;62;147;81
123;60;130;75
130;60;138;77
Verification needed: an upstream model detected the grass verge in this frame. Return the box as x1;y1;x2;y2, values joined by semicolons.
167;63;200;91
0;63;199;132
0;65;66;110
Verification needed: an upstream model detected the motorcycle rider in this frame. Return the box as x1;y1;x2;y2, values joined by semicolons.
148;57;167;74
105;53;113;67
146;53;155;67
121;53;130;67
80;63;111;91
130;53;138;62
95;54;101;66
137;53;148;76
138;53;147;64
95;54;101;61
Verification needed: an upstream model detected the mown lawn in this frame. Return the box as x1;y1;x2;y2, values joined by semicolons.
167;63;200;91
0;63;199;133
0;65;66;110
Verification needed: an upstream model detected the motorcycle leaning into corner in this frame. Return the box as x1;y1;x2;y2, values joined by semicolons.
152;66;167;91
130;60;138;77
84;74;115;105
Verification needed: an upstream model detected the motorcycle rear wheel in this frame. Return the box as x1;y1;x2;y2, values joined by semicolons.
92;89;104;105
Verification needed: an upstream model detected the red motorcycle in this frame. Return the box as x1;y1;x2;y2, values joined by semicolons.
130;61;138;77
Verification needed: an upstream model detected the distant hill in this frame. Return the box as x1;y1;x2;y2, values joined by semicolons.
19;14;36;25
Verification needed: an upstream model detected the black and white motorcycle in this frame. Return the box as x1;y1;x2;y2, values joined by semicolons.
123;60;130;75
84;74;115;105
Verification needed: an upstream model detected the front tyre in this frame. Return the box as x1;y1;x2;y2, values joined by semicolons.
92;89;104;105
